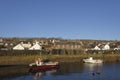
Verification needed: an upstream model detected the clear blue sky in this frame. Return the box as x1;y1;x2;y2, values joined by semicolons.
0;0;120;40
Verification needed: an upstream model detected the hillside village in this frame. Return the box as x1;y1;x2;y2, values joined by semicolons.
0;38;120;54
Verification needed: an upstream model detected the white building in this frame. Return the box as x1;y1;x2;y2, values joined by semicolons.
29;42;42;50
94;46;101;50
21;42;31;49
114;48;120;50
102;44;110;50
13;41;31;50
13;44;24;50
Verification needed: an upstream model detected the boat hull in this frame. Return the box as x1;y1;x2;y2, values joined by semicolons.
83;59;103;63
29;63;59;72
83;57;103;63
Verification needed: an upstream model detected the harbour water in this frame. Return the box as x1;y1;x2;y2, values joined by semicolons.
0;62;120;80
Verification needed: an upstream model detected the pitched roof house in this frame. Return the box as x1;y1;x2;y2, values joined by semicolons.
114;45;120;50
102;44;110;50
94;46;101;50
13;41;31;50
13;44;24;50
20;41;32;49
29;42;42;50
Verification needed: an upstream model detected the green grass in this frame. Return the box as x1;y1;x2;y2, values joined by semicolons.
0;54;120;65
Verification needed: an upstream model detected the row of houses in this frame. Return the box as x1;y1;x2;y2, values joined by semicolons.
54;44;82;49
1;42;120;51
92;43;110;50
13;41;42;50
1;38;120;51
90;43;120;51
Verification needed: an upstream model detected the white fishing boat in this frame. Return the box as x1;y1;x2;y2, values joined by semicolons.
83;57;103;63
29;58;59;72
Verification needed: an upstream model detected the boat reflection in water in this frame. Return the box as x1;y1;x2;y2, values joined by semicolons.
1;63;120;80
29;60;59;80
84;63;103;76
30;68;58;80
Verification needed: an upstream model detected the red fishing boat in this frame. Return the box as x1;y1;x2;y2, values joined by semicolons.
29;59;59;72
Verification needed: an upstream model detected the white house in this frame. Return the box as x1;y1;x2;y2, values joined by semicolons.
29;42;42;50
20;42;32;49
13;44;24;50
114;48;120;50
102;44;110;50
94;46;101;50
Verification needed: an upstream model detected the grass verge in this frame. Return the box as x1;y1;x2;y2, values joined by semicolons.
0;53;120;65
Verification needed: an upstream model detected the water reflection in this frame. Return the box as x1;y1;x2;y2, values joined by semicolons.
84;63;103;72
53;62;84;75
32;71;44;80
1;63;120;80
0;65;29;80
30;69;57;80
84;63;102;74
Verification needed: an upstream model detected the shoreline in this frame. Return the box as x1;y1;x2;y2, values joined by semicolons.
0;54;120;66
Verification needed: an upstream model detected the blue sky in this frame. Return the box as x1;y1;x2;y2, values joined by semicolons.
0;0;120;40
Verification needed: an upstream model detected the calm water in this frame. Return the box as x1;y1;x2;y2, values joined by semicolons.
0;62;120;80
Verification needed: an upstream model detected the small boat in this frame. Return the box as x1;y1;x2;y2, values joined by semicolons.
29;61;59;72
83;57;103;63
